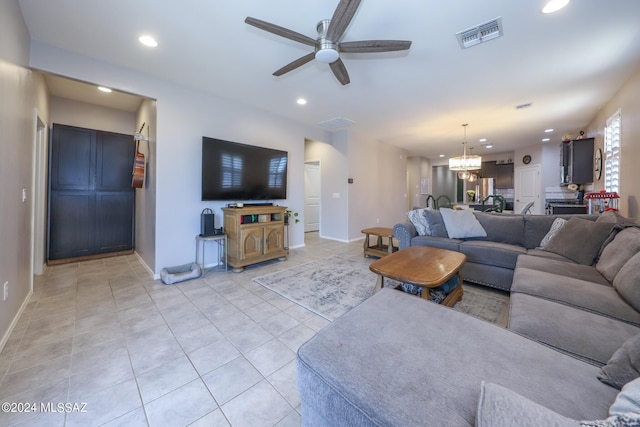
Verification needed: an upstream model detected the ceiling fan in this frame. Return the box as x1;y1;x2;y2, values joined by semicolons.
245;0;412;85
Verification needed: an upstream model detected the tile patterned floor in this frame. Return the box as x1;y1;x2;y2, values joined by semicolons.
0;232;509;426
0;232;367;427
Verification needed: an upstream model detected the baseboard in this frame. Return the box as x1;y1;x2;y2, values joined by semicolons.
0;289;33;354
318;234;351;243
289;243;306;250
134;252;159;280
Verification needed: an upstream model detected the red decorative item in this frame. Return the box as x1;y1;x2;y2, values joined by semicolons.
585;191;619;214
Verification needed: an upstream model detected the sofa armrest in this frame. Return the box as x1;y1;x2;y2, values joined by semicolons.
393;221;416;249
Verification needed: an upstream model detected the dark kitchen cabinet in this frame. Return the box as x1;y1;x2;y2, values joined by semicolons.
561;138;594;185
480;161;496;179
48;124;135;261
495;163;514;189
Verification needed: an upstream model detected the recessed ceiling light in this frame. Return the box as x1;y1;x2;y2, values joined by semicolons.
479;138;487;142
485;144;493;149
542;138;551;142
439;154;445;158
138;35;158;47
296;98;307;105
97;86;112;93
542;0;570;14
545;128;554;133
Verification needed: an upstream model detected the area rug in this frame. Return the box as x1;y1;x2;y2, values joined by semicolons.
253;256;378;321
253;255;510;324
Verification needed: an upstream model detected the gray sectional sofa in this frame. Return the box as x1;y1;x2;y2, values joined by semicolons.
297;211;640;426
393;209;600;291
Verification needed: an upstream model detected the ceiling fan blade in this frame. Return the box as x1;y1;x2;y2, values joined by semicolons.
326;0;362;42
329;58;350;85
273;52;316;76
339;40;412;53
245;17;316;47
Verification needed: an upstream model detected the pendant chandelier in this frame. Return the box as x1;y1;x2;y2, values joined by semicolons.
449;124;481;178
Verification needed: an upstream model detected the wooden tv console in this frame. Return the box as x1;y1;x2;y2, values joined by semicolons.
222;206;287;272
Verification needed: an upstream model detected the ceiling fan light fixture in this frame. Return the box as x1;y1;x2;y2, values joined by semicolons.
315;47;339;63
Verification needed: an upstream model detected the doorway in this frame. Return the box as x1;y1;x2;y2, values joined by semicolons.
304;161;320;232
31;115;47;277
515;165;541;214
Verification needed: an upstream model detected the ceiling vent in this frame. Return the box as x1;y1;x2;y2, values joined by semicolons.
456;17;503;49
318;117;356;130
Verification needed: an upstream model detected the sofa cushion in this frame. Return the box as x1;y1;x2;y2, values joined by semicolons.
411;235;462;252
459;241;526;270
525;248;576;262
511;268;640;326
543;218;614;265
509;293;640;366
614;252;640;315
476;382;578;427
516;255;611;286
472;212;525;246
599;334;640;390
440;208;487;239
298;289;618;426
423;209;449;237
597;228;640;283
537;217;567;249
523;215;565;249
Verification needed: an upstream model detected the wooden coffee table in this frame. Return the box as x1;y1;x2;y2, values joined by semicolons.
368;246;466;307
361;227;398;258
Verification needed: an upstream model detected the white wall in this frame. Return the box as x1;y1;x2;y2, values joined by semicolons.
50;96;136;134
347;132;408;240
135;99;157;272
29;41;325;274
407;156;431;209
0;0;49;350
585;67;640;219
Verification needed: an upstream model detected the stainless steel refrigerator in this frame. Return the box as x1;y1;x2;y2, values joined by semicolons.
475;178;495;202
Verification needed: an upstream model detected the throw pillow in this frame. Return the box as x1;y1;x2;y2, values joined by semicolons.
476;382;578;427
537;217;568;249
610;377;640;417
439;208;487;239
406;208;430;236
597;228;640;283
599;333;640;390
613;252;640;312
423;209;449;238
543;218;615;265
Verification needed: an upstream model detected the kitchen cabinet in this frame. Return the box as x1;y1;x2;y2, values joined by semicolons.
480;161;496;179
495;163;514;189
561;138;594;185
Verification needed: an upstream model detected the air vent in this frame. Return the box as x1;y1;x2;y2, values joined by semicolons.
456;17;503;49
318;117;356;130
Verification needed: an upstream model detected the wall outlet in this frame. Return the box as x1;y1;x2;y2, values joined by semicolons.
3;281;7;301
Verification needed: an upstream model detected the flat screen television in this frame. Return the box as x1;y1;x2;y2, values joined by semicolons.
201;137;288;201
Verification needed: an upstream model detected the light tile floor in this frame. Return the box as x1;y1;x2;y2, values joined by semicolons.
0;232;368;427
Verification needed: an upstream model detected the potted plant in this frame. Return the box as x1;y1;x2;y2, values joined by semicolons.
284;209;300;225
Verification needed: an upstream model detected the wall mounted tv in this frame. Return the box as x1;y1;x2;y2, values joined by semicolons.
201;137;288;201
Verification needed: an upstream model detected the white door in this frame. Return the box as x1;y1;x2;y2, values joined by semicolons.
514;165;542;214
304;162;320;232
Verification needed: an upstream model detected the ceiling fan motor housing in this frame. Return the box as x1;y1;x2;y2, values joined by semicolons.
315;19;339;63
